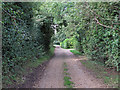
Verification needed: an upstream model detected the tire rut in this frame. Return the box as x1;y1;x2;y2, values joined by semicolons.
33;46;107;88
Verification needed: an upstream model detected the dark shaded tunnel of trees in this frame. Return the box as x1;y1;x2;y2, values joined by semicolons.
2;2;119;87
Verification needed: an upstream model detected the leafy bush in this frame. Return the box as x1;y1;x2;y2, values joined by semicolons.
55;2;119;71
60;37;78;49
69;37;78;49
2;2;54;87
60;39;69;49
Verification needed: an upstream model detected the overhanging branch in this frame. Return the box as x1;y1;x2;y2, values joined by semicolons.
94;16;113;29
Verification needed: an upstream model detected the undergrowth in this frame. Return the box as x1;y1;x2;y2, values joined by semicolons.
80;60;118;88
70;50;82;55
3;46;55;87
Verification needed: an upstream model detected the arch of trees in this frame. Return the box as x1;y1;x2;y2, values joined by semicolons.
2;2;119;86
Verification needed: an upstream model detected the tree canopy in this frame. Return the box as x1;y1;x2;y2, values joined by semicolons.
2;2;120;87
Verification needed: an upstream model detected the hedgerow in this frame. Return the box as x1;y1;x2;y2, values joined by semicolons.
2;2;120;87
2;2;54;86
54;2;119;71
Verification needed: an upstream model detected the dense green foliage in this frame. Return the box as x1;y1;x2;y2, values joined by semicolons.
60;37;78;49
60;39;70;49
2;2;54;86
52;2;119;71
2;2;120;87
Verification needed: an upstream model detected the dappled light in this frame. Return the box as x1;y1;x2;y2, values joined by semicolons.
2;2;119;88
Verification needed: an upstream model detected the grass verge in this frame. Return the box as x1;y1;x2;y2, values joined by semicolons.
80;60;118;88
70;50;82;55
63;62;74;88
26;46;55;68
3;46;55;88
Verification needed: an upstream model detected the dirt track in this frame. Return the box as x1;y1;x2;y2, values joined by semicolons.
33;46;107;88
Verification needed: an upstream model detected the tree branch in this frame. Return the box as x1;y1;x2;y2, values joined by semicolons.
94;16;113;29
